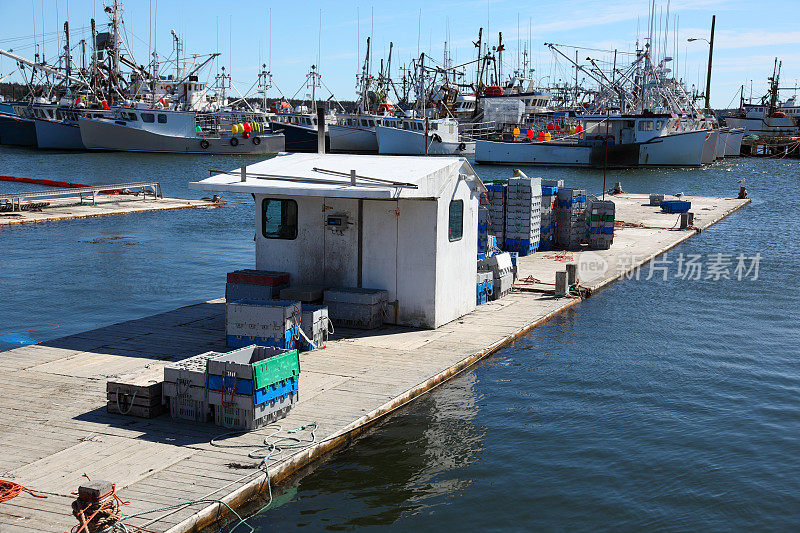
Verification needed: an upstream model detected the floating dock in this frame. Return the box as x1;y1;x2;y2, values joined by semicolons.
0;193;749;532
0;182;220;226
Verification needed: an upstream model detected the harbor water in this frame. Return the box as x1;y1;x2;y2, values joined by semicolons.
1;145;798;530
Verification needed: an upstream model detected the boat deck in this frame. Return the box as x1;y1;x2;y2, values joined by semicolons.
0;193;749;532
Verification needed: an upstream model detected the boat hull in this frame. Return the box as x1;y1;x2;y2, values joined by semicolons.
0;113;37;147
34;118;85;150
702;130;719;165
724;128;745;156
329;124;377;153
79;117;285;154
724;115;799;136
714;129;729;160
376;126;475;155
476;130;705;167
270;122;329;152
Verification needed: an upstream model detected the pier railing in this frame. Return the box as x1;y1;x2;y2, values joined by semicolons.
0;181;163;212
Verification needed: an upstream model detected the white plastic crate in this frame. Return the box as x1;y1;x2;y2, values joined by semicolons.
226;299;300;339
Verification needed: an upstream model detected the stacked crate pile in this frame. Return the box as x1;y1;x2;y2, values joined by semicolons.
477;206;490;259
300;305;329;350
206;345;300;430
586;199;616;250
106;366;165;418
162;351;220;423
479;252;514;301
476;270;493;305
485;183;507;247
226;298;301;349
504;176;542;256
226;270;290;301
539;179;562;251
555;187;587;251
324;288;388;329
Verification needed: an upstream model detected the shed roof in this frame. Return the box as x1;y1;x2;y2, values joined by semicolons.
189;152;485;199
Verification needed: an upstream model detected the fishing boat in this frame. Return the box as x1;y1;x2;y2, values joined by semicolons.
476;114;706;167
376;117;474;156
725;59;800;136
0;104;37;147
79;107;284;154
269;108;331;153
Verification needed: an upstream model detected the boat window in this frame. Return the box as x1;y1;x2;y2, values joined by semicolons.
361;119;369;127
638;120;654;131
56;110;62;120
48;109;54;118
128;113;138;121
448;200;463;242
655;120;664;129
430;123;438;131
262;198;298;240
142;113;155;123
369;120;375;127
157;114;168;123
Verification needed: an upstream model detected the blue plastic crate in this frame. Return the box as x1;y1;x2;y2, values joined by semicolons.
486;182;506;192
226;326;300;350
589;227;615;235
542;186;559;196
254;377;298;405
505;238;539;256
660;200;691;213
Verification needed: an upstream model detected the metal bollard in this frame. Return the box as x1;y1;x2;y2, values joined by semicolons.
554;271;568;297
566;263;577;286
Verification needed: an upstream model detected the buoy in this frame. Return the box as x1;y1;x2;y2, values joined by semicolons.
232;124;239;134
538;131;545;141
547;122;555;130
101;100;109;110
513;127;520;138
555;124;561;132
526;129;534;139
244;122;252;132
544;132;552;141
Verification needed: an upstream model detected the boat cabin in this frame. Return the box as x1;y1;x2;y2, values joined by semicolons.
189;153;486;328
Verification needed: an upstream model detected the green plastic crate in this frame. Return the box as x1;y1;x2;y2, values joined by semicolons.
251;349;300;390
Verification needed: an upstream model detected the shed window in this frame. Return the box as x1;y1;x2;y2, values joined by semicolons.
448;200;463;242
157;114;168;123
142;113;155;123
262;198;298;240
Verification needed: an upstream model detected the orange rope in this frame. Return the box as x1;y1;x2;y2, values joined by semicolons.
0;479;47;502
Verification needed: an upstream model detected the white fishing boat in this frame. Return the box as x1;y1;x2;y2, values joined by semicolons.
376;117;474;156
79;107;284;154
714;127;729;160
701;129;719;165
476;115;706;167
725;59;800;136
328;113;383;153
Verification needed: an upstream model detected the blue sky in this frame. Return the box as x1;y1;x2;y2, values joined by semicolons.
1;0;798;108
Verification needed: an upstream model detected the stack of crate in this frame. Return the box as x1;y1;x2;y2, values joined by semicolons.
300;305;329;351
324;288;389;330
476;270;493;305
206;345;300;431
539;184;559;251
162;351;221;423
586;199;616;250
226;298;301;349
479;252;514;301
477;206;490;259
106;366;165;418
555;187;588;251
504;176;542;256
485;183;507;246
226;270;290;301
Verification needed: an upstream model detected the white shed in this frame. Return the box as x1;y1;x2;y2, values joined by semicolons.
189;153;486;328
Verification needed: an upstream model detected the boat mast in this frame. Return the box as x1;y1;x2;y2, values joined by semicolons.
704;14;715;111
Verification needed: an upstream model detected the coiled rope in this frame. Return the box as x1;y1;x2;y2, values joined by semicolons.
0;479;47;503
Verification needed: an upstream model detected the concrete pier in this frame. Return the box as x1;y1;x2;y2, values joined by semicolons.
0;193;749;532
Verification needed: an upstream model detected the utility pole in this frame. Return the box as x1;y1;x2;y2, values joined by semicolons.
704;14;715;111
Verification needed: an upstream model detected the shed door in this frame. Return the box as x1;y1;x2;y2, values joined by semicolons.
361;200;399;317
322;197;359;287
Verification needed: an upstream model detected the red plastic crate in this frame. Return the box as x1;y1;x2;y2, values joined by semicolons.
227;269;290;286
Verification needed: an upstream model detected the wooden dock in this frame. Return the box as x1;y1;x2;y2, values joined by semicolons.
0;194;220;226
0;193;749;532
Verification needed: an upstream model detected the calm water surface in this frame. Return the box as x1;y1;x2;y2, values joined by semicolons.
1;146;798;530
